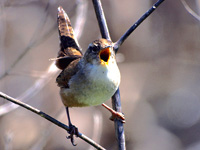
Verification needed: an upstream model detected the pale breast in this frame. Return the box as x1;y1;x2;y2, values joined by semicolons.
60;61;120;107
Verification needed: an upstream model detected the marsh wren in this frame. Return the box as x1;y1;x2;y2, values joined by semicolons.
56;6;123;145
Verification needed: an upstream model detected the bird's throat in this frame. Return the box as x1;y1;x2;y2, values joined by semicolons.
99;48;111;64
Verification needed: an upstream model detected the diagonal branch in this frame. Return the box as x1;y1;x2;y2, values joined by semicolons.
114;0;165;52
0;1;166;149
0;92;106;150
0;0;88;116
180;0;200;22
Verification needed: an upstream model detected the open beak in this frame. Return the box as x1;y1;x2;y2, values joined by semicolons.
99;47;111;64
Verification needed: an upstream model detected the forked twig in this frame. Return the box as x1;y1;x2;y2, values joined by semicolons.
0;0;165;149
92;0;165;150
92;0;126;149
114;0;165;52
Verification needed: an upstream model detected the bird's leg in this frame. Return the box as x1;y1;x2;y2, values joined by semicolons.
102;103;125;123
66;107;79;146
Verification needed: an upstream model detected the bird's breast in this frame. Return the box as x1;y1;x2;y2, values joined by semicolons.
60;60;120;107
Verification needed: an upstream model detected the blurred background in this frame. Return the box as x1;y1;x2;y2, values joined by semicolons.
0;0;200;149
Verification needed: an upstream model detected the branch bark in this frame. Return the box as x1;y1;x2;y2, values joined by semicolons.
0;0;166;149
92;0;126;150
92;0;165;149
114;0;165;52
0;92;106;150
92;0;111;40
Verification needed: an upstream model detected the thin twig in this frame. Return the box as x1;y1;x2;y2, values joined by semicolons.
0;0;166;149
114;0;165;52
74;0;88;39
0;0;88;116
0;1;52;80
180;0;200;22
92;1;126;150
0;92;106;150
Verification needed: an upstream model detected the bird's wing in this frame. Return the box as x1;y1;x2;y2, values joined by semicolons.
56;6;83;70
56;58;81;88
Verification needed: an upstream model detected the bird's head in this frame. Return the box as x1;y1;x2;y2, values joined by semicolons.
84;39;115;65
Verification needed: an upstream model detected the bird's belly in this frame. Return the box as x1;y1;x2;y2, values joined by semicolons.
60;78;117;107
60;62;120;107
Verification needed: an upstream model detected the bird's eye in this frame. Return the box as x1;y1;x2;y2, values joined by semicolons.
92;46;99;52
88;44;99;53
88;42;100;53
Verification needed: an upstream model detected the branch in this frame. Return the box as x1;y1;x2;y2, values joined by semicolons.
114;0;165;52
0;2;52;80
0;92;105;150
0;1;166;149
180;0;200;22
0;0;88;116
92;1;126;150
92;0;111;40
111;89;126;149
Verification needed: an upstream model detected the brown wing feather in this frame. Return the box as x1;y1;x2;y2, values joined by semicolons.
56;6;83;70
56;58;81;88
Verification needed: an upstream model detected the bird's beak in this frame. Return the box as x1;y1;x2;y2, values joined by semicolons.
99;47;111;65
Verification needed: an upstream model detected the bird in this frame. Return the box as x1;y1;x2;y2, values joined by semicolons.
55;6;124;145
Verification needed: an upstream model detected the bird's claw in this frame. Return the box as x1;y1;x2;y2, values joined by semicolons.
109;111;125;123
66;125;79;146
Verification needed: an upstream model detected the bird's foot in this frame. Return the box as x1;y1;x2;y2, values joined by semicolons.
102;103;125;123
66;124;79;146
109;111;125;123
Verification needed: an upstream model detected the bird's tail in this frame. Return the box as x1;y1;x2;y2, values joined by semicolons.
56;6;83;70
